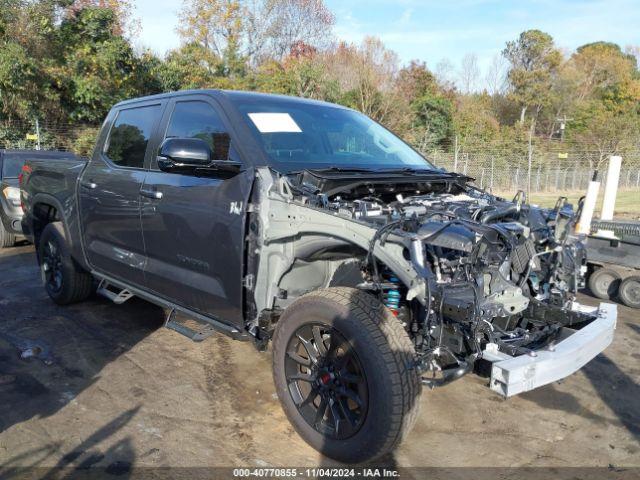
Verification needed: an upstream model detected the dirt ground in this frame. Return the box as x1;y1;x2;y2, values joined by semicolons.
0;243;638;475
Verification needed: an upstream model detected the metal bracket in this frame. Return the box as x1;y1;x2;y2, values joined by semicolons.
242;274;255;290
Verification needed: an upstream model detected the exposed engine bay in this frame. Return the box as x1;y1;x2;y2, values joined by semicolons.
247;167;596;390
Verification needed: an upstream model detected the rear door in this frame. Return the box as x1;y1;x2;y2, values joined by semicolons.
79;103;163;285
140;95;253;327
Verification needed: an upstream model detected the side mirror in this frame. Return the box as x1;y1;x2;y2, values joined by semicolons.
157;137;242;178
158;137;212;171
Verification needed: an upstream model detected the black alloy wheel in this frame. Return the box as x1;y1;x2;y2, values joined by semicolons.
38;222;93;305
272;288;421;463
42;236;64;294
284;323;368;440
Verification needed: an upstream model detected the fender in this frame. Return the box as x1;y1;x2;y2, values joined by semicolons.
247;168;425;330
28;192;89;270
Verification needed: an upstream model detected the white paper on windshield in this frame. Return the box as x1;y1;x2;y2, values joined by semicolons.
248;113;302;133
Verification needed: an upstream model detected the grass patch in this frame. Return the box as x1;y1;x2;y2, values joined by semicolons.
494;189;640;219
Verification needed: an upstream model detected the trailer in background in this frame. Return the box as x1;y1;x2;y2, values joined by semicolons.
586;219;640;309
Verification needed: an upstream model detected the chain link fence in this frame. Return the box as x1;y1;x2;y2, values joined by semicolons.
0;121;99;157
425;149;640;193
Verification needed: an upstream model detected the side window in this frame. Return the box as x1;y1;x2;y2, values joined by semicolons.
166;101;231;160
105;105;160;168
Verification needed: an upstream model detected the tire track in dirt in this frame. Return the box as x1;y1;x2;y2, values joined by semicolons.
203;334;257;464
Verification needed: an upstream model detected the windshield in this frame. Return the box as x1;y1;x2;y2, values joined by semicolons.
230;96;435;173
1;158;26;178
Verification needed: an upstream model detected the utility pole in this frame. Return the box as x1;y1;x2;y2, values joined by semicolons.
453;135;458;173
35;118;41;151
527;121;534;197
556;115;573;141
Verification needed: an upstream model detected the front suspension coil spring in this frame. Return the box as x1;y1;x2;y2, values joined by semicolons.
383;273;401;315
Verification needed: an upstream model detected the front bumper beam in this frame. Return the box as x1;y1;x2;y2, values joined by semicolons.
484;302;617;397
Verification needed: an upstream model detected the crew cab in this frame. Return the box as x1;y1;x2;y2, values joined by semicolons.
20;90;617;463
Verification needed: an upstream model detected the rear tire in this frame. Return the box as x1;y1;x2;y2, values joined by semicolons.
272;287;421;463
39;222;93;305
588;267;621;300
618;276;640;309
0;221;16;248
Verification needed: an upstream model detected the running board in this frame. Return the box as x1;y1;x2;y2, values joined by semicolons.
97;280;134;304
165;309;218;342
91;272;248;341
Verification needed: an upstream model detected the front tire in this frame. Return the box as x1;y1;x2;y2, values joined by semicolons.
272;287;421;463
39;222;93;305
0;221;16;248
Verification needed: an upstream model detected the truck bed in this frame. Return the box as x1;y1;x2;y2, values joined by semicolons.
20;153;87;261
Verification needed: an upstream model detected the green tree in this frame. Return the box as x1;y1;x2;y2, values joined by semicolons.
55;6;162;122
395;61;453;149
503;30;562;125
157;42;222;90
563;42;640;169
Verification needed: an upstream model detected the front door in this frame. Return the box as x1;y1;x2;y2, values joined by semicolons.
79;103;162;285
140;97;252;327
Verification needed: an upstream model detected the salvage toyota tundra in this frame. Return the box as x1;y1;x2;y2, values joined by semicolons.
20;90;616;463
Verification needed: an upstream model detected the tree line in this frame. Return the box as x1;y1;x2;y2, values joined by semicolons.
1;0;639;170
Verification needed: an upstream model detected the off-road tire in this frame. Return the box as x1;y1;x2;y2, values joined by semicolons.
588;267;621;300
0;221;16;248
618;275;640;309
39;222;93;305
272;287;421;463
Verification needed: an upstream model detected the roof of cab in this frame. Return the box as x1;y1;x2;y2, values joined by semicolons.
112;89;348;110
0;149;79;158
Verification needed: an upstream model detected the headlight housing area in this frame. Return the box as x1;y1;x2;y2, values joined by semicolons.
2;186;21;206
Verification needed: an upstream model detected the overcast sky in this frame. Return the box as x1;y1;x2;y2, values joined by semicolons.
134;0;640;76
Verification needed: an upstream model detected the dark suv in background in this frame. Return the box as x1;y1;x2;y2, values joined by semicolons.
1;150;80;247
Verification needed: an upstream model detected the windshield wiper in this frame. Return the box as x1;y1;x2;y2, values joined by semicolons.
293;166;451;176
374;167;443;175
306;166;380;173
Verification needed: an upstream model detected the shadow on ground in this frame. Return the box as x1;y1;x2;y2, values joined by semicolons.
583;354;640;441
0;408;139;479
0;245;164;466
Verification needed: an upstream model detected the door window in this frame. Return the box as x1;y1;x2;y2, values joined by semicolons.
105;105;161;168
165;101;231;160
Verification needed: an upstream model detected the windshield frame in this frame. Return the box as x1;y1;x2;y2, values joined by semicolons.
225;94;436;174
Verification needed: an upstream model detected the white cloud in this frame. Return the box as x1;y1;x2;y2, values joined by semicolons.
399;8;413;25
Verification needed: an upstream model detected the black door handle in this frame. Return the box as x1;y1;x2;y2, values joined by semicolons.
81;181;97;189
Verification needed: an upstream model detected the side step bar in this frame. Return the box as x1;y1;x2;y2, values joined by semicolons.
91;272;249;342
97;280;134;304
165;309;218;342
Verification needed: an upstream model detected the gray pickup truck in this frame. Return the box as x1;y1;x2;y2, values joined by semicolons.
21;90;617;463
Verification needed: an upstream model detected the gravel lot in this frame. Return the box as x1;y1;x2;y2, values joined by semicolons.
0;243;638;476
